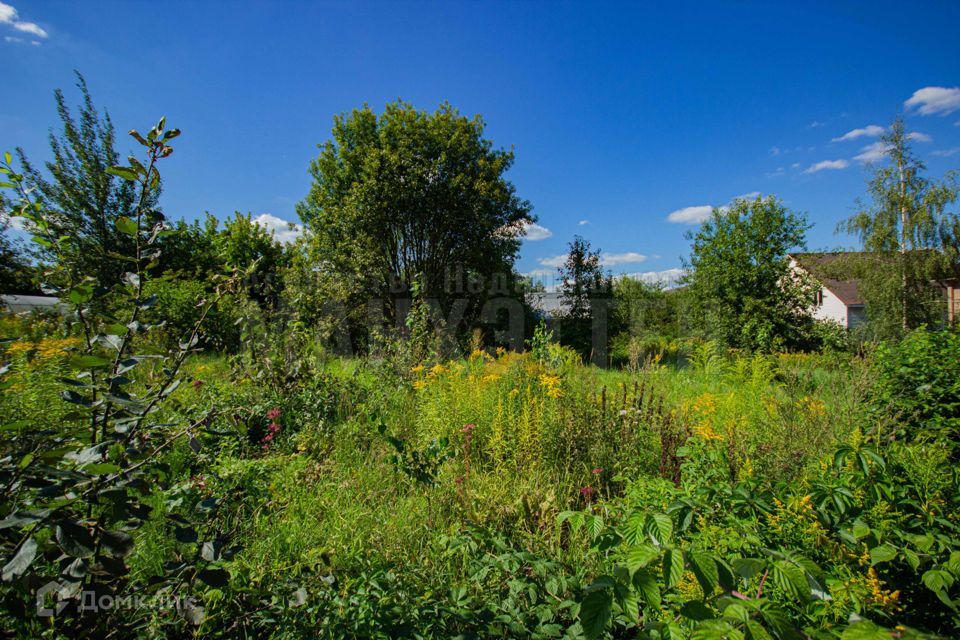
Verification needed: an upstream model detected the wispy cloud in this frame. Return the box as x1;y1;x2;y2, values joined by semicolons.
932;147;960;158
252;213;302;244
831;125;884;142
804;159;849;174
854;141;888;163
666;205;713;224
600;252;647;266
769;146;782;156
537;254;568;269
537;250;650;269
907;131;932;143
905;86;960;116
765;167;785;178
521;221;552;241
0;2;48;41
577;219;589;226
808;120;826;129
666;192;763;225
619;268;686;288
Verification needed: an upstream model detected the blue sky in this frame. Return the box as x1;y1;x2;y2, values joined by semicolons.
3;1;960;286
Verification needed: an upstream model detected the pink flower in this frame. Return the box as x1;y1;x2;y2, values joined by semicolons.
192;379;204;389
267;407;281;420
591;467;603;475
461;423;476;434
580;486;595;497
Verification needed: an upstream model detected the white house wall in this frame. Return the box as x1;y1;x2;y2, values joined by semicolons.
813;287;850;327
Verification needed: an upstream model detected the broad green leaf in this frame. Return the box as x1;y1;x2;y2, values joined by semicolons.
663;548;684;589
197;568;230;588
56;520;95;558
869;544;897;565
1;538;37;581
689;550;719;597
579;589;612;640
115;216;138;235
840;620;893;640
632;568;661;608
107;166;138;182
626;544;660;574
101;530;134;557
646;513;673;547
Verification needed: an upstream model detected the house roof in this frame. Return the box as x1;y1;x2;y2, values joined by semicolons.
789;252;866;306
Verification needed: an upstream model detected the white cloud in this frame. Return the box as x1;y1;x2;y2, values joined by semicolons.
905;86;960;116
765;167;785;178
907;131;932;143
854;141;889;164
252;213;301;244
734;191;761;201
0;2;47;40
769;146;782;156
831;125;884;142
809;121;826;128
620;268;686;288
932;147;960;158
578;219;589;226
666;205;713;224
600;252;647;266
537;254;568;268
804;159;849;173
521;221;553;241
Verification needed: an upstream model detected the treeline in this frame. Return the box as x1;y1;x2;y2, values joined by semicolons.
2;74;958;361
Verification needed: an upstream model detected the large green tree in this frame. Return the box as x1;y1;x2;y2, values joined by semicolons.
557;235;611;360
684;195;815;351
839;118;959;337
296;100;533;344
15;72;160;287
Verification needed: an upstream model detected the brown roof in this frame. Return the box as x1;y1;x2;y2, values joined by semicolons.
790;252;866;305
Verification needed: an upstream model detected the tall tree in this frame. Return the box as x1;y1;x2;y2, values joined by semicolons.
296;100;533;343
15;72;159;287
839;118;959;336
557;235;611;359
684;196;815;351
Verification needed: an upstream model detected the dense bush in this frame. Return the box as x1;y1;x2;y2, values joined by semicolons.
871;328;960;441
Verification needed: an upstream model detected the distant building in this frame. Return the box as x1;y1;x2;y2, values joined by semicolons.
789;252;959;329
788;253;867;329
0;294;67;314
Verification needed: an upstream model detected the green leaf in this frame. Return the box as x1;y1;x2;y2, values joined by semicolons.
869;544;897;565
197;567;230;588
663;548;684;589
689;550;719;597
744;619;773;640
56;520;95;558
115;216;138;235
840;620;893;640
201;540;223;562
1;538;37;581
646;513;673;547
679;599;713;621
771;560;809;600
632;568;661;608
626;544;660;574
579;588;612;640
68;284;94;304
107;166;139;181
101;530;134;558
